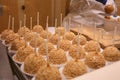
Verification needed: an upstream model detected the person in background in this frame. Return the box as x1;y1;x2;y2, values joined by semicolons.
63;0;117;27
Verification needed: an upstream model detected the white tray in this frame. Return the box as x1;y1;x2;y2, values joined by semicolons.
12;54;24;65
8;46;17;54
20;63;35;77
31;77;35;80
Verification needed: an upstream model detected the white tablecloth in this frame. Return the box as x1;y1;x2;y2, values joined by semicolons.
73;61;120;80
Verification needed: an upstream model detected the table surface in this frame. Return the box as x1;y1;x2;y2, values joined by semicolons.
0;41;13;80
73;61;120;80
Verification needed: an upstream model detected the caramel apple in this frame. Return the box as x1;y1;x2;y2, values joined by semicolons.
104;4;114;14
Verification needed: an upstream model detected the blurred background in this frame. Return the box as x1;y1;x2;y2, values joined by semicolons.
0;0;119;33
